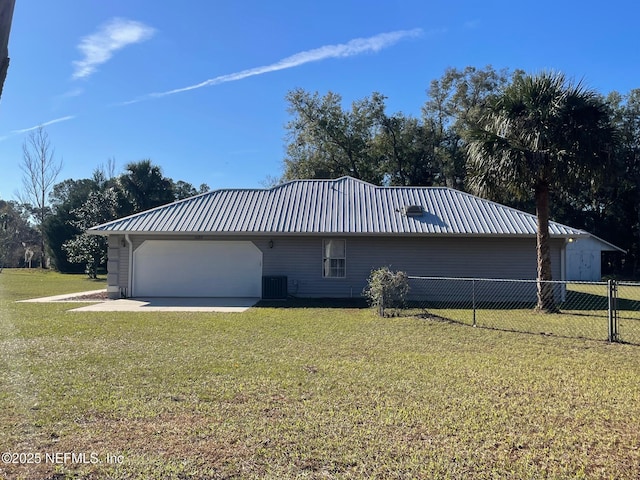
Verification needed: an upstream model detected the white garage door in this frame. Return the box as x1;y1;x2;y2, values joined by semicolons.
133;240;262;297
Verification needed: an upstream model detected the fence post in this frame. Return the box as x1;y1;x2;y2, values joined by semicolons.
607;279;619;342
472;279;477;327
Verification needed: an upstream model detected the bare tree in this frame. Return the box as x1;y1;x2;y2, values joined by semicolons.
106;156;116;179
18;126;63;268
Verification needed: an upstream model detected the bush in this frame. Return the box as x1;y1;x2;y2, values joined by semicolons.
363;267;410;317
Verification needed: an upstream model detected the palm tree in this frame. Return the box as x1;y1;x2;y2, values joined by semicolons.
466;72;615;312
119;159;174;213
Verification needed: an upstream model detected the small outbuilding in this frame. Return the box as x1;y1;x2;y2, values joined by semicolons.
88;176;622;299
565;235;624;281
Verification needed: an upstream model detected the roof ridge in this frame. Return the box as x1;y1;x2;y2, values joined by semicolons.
269;175;378;190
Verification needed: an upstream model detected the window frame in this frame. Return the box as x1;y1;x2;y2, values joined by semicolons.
322;238;346;279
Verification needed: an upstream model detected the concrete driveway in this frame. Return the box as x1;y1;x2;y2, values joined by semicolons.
70;297;259;313
19;290;258;312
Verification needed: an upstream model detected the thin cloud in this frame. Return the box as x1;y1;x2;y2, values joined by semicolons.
11;116;76;135
52;87;84;107
58;87;84;99
122;28;423;103
464;19;481;29
73;18;155;80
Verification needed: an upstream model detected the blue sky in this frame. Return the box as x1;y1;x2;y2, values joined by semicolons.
0;0;638;199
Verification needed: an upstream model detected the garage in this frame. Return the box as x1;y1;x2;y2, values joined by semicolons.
132;240;262;297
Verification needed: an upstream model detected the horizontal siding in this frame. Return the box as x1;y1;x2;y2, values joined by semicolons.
297;236;563;299
119;245;129;294
112;234;564;299
104;235;130;296
406;278;567;304
106;236;120;298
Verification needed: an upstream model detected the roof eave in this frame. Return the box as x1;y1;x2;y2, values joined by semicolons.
87;229;583;239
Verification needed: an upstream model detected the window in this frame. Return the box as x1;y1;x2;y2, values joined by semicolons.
323;239;346;278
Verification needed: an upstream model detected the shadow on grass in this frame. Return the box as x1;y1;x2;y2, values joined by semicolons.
564;290;640;312
412;305;640;346
85;278;107;284
254;295;640;345
407;291;640;313
412;309;634;344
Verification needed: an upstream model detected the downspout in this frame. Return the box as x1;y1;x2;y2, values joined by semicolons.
125;234;133;298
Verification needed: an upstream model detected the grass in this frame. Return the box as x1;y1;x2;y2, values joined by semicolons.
411;282;640;345
2;269;640;479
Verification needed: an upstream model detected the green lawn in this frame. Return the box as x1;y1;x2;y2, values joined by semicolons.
410;282;640;345
2;269;640;479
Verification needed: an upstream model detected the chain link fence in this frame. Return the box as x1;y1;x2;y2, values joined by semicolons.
617;282;640;344
405;277;640;344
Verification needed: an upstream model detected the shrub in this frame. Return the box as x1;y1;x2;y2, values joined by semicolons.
363;267;410;317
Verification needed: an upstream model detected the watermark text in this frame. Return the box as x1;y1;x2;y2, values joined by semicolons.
1;451;124;465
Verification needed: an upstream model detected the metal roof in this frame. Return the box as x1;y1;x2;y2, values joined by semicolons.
89;176;587;238
0;0;16;101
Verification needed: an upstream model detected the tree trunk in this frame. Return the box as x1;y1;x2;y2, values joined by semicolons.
535;182;557;313
40;191;46;268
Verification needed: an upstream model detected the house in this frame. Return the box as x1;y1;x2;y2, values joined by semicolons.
0;0;15;101
88;176;622;300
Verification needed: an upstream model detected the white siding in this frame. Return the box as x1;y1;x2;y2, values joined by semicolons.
566;236;604;281
106;235;121;299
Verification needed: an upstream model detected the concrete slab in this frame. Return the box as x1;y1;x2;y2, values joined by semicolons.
69;297;259;313
19;290;258;312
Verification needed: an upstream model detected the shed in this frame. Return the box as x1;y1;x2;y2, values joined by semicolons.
565;235;625;281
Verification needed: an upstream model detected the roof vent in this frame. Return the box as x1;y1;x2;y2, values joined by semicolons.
402;205;424;217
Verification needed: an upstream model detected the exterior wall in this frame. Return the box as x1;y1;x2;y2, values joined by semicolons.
105;234;564;299
106;235;121;299
104;234;130;298
565;236;604;281
262;236;562;298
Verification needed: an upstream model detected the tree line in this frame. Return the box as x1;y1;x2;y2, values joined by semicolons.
282;66;639;282
2;65;639;284
47;159;208;278
1;135;207;276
